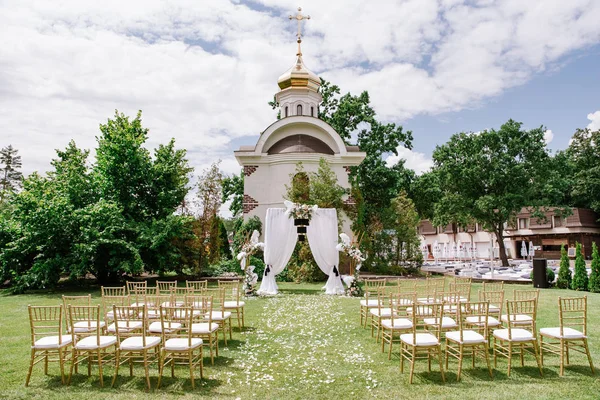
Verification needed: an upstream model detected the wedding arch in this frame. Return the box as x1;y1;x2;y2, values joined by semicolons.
257;207;345;295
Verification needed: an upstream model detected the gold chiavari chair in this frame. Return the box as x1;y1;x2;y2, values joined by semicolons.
170;287;192;307
186;280;208;293
127;281;148;296
360;278;386;327
112;305;161;391
381;292;415;359
400;301;446;384
370;287;394;342
452;276;472;284
157;306;204;389
219;280;246;329
492;299;542;377
102;294;129;325
67;305;118;387
205;287;232;345
501;289;540;327
26;305;73;386
470;290;504;334
62;294;105;334
445;301;493;381
156;280;177;295
540;296;595;376
449;281;471;303
101;286;126;297
187;294;220;365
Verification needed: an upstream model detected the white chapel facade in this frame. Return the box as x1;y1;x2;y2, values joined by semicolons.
234;8;365;236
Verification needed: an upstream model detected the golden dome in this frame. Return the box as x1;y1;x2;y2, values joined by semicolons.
277;54;321;92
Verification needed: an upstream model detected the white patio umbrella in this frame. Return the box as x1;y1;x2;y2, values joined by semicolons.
457;240;463;261
433;240;439;262
520;241;528;258
443;242;448;260
422;244;429;260
529;241;535;259
450;242;456;260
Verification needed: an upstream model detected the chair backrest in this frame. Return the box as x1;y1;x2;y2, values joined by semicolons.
205;287;226;312
363;278;386;291
170;287;192;306
127;281;148;295
68;305;103;343
426;277;445;295
559;296;588;336
62;294;92;332
374;287;392;314
185;294;213;324
449;282;471;301
186;280;208;293
396;279;417;293
478;289;504;314
411;301;444;341
513;289;540;302
440;290;461;309
453;277;472;284
390;292;416;320
505;299;537;335
101;294;129;320
482;281;504;292
113;305;146;341
101;286;126;297
28;305;65;346
160;305;194;344
460;301;490;339
148;294;173;319
219;280;241;305
156;281;177;295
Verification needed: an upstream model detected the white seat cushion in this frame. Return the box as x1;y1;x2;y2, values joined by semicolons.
164;338;203;351
400;333;439;346
190;322;220;334
500;314;533;325
206;311;231;320
369;308;393;317
148;321;182;333
381;318;412;330
224;301;245;308
145;310;160;319
107;321;143;333
173;310;201;319
74;335;117;350
446;330;486;344
119;336;161;351
489;304;500;313
360;299;380;307
540;327;586;339
424;317;457;329
130;302;155;307
73;321;106;333
33;335;73;349
465;316;500;327
493;328;535;342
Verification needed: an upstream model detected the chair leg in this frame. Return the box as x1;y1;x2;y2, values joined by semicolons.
533;340;543;377
566;341;570;365
409;347;416;384
97;349;104;387
539;335;544;367
199;347;204;379
157;349;165;388
507;343;512;377
400;343;405;373
437;345;445;383
584;339;595;374
44;353;48;375
25;349;35;386
457;344;463;382
143;350;150;392
59;347;66;385
68;350;77;385
189;352;195;389
484;343;493;378
559;339;565;376
112;350;120;387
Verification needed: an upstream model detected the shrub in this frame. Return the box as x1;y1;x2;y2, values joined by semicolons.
556;244;572;289
571;242;588;291
588;242;600;293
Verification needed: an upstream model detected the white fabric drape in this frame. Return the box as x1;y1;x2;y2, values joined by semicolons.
307;208;344;295
257;208;297;295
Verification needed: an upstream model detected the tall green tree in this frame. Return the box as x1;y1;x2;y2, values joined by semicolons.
589;242;600;293
0;145;23;203
572;242;588;291
222;171;244;217
432;120;553;266
390;191;422;270
567;128;600;213
556;244;572;289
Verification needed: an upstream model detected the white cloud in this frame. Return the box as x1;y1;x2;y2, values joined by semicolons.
587;111;600;130
1;0;599;177
386;146;434;175
544;129;554;145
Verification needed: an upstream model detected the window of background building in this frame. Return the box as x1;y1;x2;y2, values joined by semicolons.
553;215;564;227
518;218;529;229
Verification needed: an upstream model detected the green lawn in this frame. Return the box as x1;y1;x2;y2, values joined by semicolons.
1;282;600;399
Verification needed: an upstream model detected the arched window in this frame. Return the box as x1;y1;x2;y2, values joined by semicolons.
291;172;310;203
310;106;314;117
285;106;289;117
297;104;303;116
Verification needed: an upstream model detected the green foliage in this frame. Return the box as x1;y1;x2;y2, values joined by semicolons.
567;128;600;213
431;119;554;266
232;216;263;254
410;171;441;220
205;255;264;279
589;242;600;293
0;144;23;203
556;244;572;289
571;242;588;291
530;267;555;286
219;218;232;260
222;171;244;217
0;111;194;291
285;163;311;203
287;242;324;283
310;158;347;209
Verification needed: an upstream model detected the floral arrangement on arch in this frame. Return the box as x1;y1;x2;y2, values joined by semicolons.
336;233;366;297
236;230;264;296
284;200;318;221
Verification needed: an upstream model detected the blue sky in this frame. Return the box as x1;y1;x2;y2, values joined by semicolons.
1;0;600;177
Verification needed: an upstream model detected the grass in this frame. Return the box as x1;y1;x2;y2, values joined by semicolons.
1;282;600;399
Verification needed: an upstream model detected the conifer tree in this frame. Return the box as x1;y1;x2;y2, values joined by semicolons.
571;242;588;291
588;242;600;293
556;244;572;289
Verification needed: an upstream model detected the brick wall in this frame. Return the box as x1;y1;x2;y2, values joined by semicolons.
242;194;259;214
243;165;259;177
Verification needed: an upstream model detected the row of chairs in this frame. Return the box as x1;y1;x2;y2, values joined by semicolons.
360;278;595;382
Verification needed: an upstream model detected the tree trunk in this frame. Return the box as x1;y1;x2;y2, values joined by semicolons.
495;226;509;267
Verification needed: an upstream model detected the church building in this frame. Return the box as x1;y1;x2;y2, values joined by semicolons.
234;8;365;236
